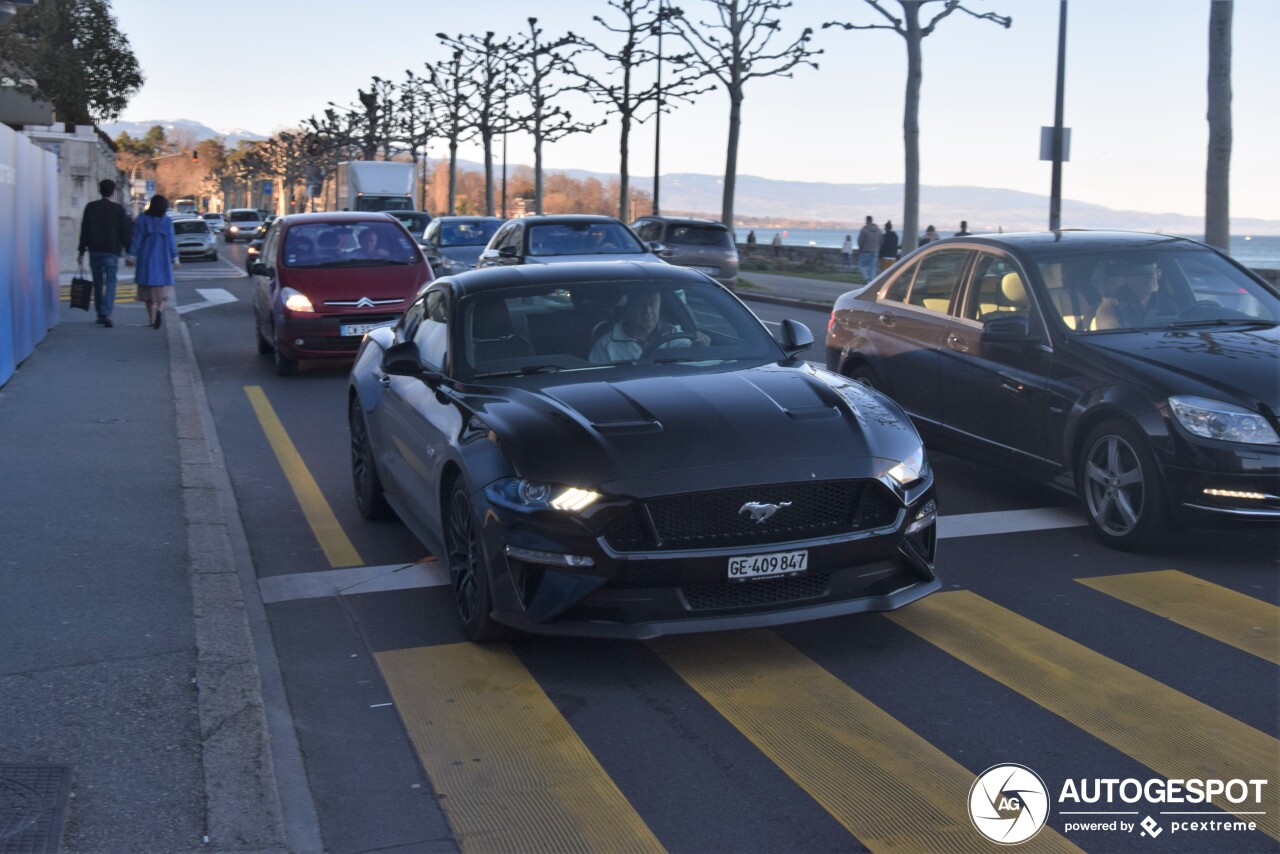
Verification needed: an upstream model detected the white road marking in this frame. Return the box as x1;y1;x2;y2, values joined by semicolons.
177;288;239;314
938;506;1086;539
257;507;1086;604
258;560;449;603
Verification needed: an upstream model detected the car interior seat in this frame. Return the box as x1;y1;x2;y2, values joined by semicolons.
471;299;534;364
316;231;340;260
999;272;1028;312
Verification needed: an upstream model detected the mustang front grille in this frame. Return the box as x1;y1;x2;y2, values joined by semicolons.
682;573;832;611
602;480;900;553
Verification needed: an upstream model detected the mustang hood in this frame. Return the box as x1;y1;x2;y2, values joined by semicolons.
1082;324;1280;413
462;364;923;493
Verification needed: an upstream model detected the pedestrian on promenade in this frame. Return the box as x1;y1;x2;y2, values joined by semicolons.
856;216;882;283
746;230;757;253
771;232;782;258
76;179;134;328
956;220;971;237
920;225;939;245
879;221;899;272
841;234;853;268
129;194;180;329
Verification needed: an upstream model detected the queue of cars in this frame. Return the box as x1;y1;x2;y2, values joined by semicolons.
231;207;1277;638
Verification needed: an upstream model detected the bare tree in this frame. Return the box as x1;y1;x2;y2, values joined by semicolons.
509;17;604;215
826;0;1010;252
429;49;476;215
396;68;442;211
437;31;523;216
1205;0;1231;251
673;0;819;230
575;0;709;221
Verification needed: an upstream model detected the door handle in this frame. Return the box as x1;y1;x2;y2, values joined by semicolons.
877;312;895;327
378;374;391;389
945;333;969;353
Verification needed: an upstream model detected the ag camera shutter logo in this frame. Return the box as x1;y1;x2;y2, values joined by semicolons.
969;764;1051;845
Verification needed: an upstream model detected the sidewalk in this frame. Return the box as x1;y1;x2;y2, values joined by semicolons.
736;270;858;311
0;300;289;853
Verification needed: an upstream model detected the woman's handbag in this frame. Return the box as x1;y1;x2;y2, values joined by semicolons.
69;267;93;311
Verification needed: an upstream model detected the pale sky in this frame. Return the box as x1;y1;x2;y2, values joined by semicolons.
112;0;1277;221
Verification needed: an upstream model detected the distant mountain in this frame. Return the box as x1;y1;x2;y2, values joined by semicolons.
449;158;1280;236
100;118;266;147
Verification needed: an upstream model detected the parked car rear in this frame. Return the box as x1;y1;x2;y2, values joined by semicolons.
631;215;739;289
250;212;435;376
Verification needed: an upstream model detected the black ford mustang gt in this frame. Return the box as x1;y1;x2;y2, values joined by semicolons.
348;262;939;640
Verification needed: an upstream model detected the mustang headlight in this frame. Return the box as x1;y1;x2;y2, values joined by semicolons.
886;444;930;486
491;478;601;513
1169;396;1279;445
281;287;314;313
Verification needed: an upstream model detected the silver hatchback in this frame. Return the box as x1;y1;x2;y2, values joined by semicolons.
631;216;739;289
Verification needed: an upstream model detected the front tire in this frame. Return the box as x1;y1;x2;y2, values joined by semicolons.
1077;419;1167;550
445;480;506;642
274;347;298;376
349;398;391;520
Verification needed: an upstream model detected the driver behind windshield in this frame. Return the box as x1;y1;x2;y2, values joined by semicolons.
1093;260;1161;330
589;290;709;362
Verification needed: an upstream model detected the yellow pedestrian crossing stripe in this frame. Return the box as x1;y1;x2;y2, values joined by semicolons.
377;643;665;854
60;284;138;301
651;630;1081;853
888;591;1280;843
1078;570;1280;664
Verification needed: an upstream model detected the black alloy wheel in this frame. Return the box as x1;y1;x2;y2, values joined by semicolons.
349;399;392;520
445;481;506;642
1077;418;1167;550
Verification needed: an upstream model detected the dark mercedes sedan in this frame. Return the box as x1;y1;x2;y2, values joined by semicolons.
349;262;939;640
826;231;1280;549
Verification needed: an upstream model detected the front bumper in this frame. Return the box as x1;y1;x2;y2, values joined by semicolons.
276;311;400;359
178;242;215;258
475;478;939;639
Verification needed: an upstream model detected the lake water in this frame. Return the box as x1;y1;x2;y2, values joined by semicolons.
738;228;1280;270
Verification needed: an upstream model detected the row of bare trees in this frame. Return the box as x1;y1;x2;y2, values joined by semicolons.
123;0;1236;250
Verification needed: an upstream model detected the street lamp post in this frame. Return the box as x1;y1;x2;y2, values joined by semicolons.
1048;0;1068;231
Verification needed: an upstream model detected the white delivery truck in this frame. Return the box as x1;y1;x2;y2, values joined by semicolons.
334;161;416;212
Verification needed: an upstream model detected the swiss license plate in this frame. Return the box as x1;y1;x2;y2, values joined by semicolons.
340;320;395;337
727;549;808;581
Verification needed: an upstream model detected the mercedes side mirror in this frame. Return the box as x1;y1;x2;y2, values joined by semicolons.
497;245;519;260
250;262;271;277
981;315;1037;343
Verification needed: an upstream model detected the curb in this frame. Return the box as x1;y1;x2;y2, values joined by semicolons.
738;291;834;313
167;307;322;852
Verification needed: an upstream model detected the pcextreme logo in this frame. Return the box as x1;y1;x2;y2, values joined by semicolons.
969;764;1051;845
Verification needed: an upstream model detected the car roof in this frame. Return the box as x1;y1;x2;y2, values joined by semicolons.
638;215;728;228
442;260;709;297
517;214;628;226
928;230;1208;256
276;212;400;227
431;215;502;223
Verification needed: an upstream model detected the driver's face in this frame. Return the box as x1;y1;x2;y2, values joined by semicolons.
626;292;661;338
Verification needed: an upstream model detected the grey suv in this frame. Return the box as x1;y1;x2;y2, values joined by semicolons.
631;216;739;289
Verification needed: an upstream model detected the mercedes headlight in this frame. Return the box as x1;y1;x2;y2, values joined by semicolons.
489;478;601;512
280;287;314;313
1169;396;1279;445
886;444;930;486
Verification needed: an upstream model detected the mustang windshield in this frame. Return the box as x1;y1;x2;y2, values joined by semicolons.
1036;246;1276;333
458;279;779;379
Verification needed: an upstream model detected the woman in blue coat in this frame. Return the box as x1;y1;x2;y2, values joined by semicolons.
129;194;179;328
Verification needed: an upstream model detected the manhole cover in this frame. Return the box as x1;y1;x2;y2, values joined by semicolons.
0;767;71;854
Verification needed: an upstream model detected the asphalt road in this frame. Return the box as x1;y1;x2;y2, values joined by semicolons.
179;246;1279;854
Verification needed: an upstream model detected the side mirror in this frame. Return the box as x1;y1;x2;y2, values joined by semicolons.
497;245;519;260
382;341;425;377
776;318;814;356
250;262;271;277
981;315;1037;343
478;248;501;266
649;241;668;256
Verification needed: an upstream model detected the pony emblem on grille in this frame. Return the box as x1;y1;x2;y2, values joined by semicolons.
739;501;793;524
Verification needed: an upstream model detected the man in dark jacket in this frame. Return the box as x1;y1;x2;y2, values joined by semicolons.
77;179;133;327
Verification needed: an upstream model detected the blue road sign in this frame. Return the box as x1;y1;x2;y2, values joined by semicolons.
146;179;156;194
262;180;273;196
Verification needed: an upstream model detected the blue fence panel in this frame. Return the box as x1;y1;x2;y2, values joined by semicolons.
0;123;58;387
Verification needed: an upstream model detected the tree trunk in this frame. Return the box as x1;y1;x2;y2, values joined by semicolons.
721;89;742;230
447;138;458;215
618;113;631;221
1205;0;1232;251
482;129;495;216
900;8;923;253
534;111;545;215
